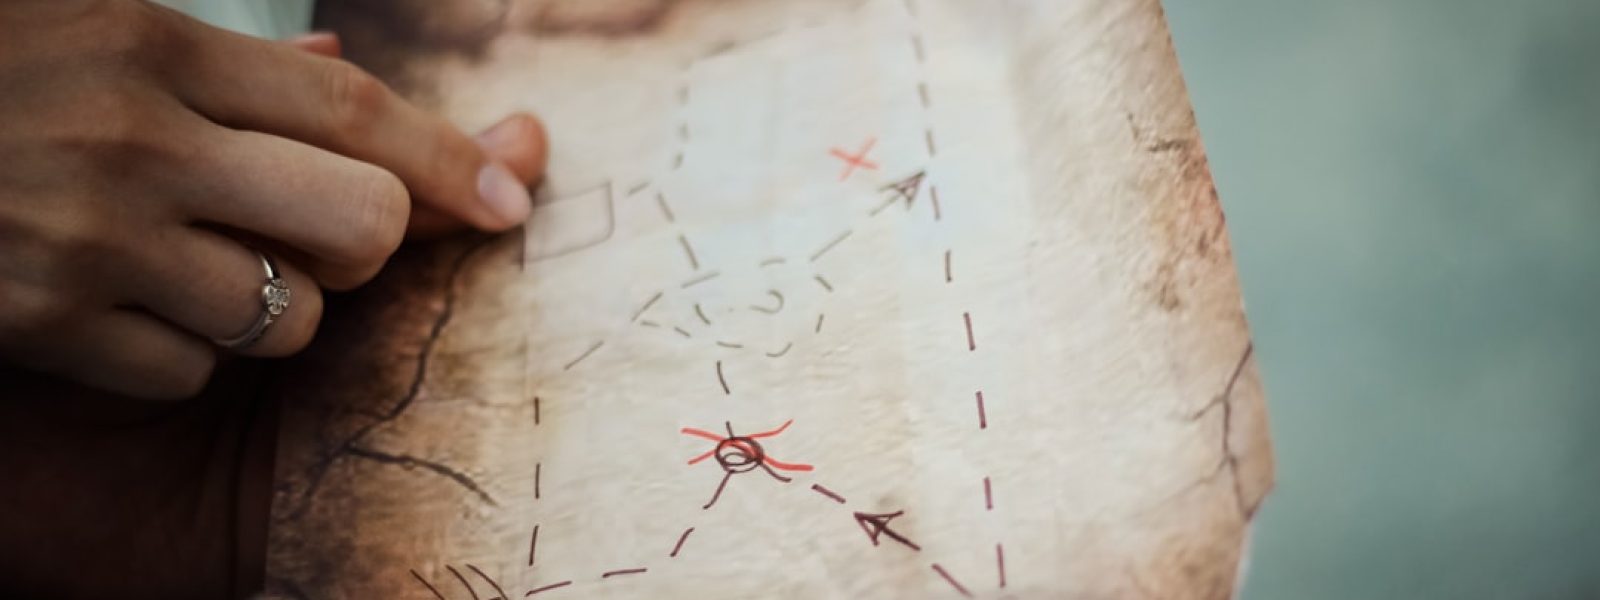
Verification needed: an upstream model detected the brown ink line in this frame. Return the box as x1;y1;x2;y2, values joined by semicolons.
903;0;918;17
811;483;846;504
672;152;684;170
814;274;833;293
632;291;664;322
601;568;648;578
673;326;693;338
716;360;730;395
984;476;993;510
655;193;676;223
997;543;1008;588
563;340;604;371
911;34;926;64
702;471;733;509
809;230;852;262
963;312;975;350
534;396;541;426
716;341;744;349
678;122;689;141
765;342;793;358
749;290;785;314
917;81;931;109
411;569;447;600
639;320;660;328
681;271;720;289
930;185;942;221
694;303;713;325
815;313;825;334
528;525;539;566
930;564;973;598
468;564;508;600
976;391;988;429
925;128;937;157
670;527;695;557
448;565;481;600
525;581;572;596
534;462;542;499
625;181;649;196
760;257;786;267
944;250;952;282
869;195;898;216
677;84;689;106
677;235;700;271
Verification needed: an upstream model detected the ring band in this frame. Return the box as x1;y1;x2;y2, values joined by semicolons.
214;250;291;350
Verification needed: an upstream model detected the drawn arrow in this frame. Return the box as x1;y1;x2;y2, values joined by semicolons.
880;170;926;209
853;510;921;551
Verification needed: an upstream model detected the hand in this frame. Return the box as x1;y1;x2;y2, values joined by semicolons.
0;0;547;399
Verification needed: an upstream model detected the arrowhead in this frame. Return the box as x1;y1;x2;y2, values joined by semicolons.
880;170;926;209
852;510;921;551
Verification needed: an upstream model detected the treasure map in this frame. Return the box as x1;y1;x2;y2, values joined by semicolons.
264;0;1274;598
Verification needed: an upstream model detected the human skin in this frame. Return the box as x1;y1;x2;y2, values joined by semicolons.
0;0;547;597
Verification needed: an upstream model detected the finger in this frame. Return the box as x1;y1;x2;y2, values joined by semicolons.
475;113;548;184
173;27;537;231
50;309;216;400
181;127;408;290
284;31;341;57
126;228;324;358
406;114;551;238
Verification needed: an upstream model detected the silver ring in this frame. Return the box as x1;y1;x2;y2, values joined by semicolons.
214;250;290;350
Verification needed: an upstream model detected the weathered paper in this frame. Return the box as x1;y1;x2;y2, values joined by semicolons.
266;1;1273;598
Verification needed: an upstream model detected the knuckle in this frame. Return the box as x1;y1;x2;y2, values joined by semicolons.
322;63;391;145
334;168;409;269
0;284;74;337
94;0;195;72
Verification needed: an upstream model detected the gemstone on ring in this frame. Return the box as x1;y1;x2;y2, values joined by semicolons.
263;278;291;316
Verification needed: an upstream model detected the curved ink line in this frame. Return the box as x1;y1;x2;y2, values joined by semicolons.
747;419;794;439
764;342;793;358
762;456;815;472
748;290;785;314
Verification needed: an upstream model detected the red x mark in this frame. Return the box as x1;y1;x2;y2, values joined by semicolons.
830;137;880;181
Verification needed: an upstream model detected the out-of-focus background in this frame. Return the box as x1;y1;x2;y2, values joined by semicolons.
1166;1;1600;598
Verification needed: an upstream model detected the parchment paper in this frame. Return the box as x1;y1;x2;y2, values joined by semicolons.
265;1;1273;598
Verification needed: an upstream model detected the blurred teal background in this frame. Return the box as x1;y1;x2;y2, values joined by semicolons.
1166;1;1600;598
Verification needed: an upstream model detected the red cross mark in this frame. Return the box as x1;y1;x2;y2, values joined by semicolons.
830;137;880;181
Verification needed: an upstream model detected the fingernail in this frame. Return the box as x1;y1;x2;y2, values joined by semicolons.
476;162;531;226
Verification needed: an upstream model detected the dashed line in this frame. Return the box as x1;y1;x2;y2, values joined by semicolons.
447;565;480;600
716;360;730;395
930;564;972;598
625;181;649;196
411;570;446;600
694;303;713;325
870;195;899;216
903;0;918;17
716;341;744;349
678;122;689;141
672;326;693;338
925;129;937;157
963;312;975;350
563;340;604;371
911;34;925;63
809;230;853;262
534;462;542;499
602;568;648;578
670;527;695;557
749;290;785;314
655;193;676;223
811;484;846;504
917;81;931;108
467;564;507;600
528;525;539;566
930;186;942;220
677;235;700;271
815;314;825;334
671;152;684;170
983;476;993;510
632;291;663;322
681;271;720;289
814;274;834;293
944;250;952;282
996;544;1007;588
976;391;988;429
765;342;793;358
760;257;787;267
639;320;660;328
525;581;572;596
534;396;541;426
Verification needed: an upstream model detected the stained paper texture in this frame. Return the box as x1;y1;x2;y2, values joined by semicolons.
266;1;1273;598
